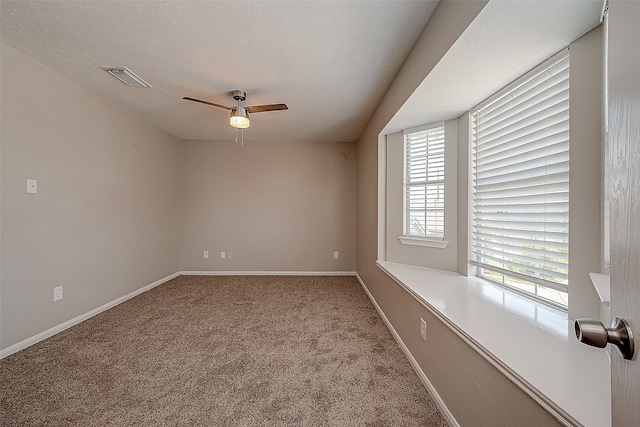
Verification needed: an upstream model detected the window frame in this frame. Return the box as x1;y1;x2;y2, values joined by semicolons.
402;122;446;245
470;49;570;310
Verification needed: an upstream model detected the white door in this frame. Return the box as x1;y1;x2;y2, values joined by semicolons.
608;0;640;425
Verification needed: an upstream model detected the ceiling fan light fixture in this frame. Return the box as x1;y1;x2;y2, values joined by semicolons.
230;107;250;128
183;90;286;131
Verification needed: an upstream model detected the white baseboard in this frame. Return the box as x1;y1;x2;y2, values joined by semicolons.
180;270;356;276
355;273;459;427
0;272;180;359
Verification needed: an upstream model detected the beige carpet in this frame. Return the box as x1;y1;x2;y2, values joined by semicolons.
0;275;448;426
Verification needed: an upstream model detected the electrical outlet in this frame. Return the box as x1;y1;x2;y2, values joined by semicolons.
54;286;63;302
27;179;38;194
420;318;427;341
203;251;209;259
227;251;232;259
221;251;225;259
333;251;339;259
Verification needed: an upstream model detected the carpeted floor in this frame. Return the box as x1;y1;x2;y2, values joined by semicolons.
0;275;448;426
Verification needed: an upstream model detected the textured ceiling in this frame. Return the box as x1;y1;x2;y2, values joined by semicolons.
0;0;437;142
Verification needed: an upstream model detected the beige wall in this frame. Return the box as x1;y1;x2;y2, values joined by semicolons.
0;42;357;352
179;139;356;272
356;0;565;425
1;44;182;349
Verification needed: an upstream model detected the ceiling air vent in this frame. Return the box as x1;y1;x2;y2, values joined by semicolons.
103;67;151;88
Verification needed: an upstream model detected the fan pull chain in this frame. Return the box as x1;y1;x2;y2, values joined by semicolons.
233;126;244;146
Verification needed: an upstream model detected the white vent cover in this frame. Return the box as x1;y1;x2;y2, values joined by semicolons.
103;67;151;88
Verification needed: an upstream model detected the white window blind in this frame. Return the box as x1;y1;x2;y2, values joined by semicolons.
471;50;569;308
404;124;445;239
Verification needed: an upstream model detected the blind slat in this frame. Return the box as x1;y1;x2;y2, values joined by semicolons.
404;124;445;239
471;50;569;307
472;252;568;282
472;231;568;251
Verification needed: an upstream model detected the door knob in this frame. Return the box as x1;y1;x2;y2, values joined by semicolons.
575;317;635;360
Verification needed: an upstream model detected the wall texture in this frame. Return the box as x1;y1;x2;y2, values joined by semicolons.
179;139;356;272
1;44;182;350
356;0;564;425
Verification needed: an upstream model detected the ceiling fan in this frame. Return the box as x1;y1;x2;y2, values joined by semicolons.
183;90;288;129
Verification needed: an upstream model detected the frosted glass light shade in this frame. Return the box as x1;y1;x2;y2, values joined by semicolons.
230;107;250;128
230;116;250;128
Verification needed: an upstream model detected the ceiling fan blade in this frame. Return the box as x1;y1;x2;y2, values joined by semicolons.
183;96;232;110
245;104;289;113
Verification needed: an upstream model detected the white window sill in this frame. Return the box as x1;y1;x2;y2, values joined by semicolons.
398;236;448;248
376;260;611;427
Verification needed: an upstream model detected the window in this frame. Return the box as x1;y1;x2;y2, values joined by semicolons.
471;50;569;308
403;123;445;241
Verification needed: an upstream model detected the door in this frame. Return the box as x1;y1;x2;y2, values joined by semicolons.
608;0;640;425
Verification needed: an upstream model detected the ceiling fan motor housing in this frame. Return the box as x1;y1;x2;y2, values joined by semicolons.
232;90;247;101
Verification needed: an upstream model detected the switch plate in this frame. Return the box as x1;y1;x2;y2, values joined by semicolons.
54;286;63;302
333;251;339;259
203;251;209;259
27;179;38;194
221;251;225;259
227;251;232;259
420;318;427;341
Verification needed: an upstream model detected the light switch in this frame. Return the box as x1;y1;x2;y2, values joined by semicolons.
27;179;38;194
